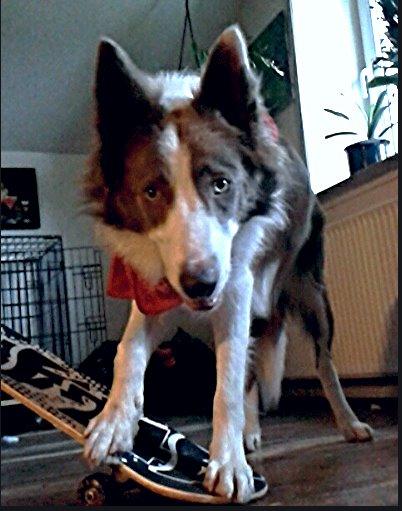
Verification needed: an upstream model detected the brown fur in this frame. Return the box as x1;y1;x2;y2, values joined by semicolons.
84;103;275;234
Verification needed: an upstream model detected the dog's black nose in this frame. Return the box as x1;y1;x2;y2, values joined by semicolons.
180;268;218;299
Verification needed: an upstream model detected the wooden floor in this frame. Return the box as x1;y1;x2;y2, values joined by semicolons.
1;400;397;506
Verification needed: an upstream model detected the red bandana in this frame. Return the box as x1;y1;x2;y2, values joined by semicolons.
107;255;183;315
107;115;279;315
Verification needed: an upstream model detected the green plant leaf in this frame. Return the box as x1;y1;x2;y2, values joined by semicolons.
368;103;375;127
368;105;388;138
325;131;358;139
371;90;387;123
368;74;398;88
378;123;395;137
356;101;369;123
323;108;350;120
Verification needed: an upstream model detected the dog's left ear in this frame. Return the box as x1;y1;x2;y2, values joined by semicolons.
194;25;258;132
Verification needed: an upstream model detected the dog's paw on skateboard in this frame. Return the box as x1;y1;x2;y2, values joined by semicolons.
84;405;140;466
203;448;255;503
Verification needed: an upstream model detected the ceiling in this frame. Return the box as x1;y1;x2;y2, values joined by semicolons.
1;0;237;154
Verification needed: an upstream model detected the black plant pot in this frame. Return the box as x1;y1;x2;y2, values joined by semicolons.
345;139;389;175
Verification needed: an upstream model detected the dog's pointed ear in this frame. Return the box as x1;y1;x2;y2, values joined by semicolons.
95;38;157;134
95;39;160;185
194;25;258;132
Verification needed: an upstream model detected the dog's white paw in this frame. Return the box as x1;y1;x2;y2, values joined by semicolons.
244;429;261;453
83;403;140;466
203;446;255;503
341;420;374;442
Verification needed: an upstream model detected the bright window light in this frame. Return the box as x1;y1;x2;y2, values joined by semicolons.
290;0;397;193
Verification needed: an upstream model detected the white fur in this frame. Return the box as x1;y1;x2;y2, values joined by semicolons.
158;123;180;159
84;302;149;463
204;264;255;502
148;138;238;302
95;222;164;285
154;72;199;110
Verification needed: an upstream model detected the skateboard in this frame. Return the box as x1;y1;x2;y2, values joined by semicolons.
1;325;268;504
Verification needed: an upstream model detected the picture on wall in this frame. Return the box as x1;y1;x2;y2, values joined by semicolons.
248;11;293;117
1;168;41;230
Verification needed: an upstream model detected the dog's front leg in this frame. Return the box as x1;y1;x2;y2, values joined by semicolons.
204;266;254;503
84;302;157;465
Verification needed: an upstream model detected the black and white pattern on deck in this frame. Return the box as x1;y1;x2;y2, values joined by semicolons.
1;324;109;433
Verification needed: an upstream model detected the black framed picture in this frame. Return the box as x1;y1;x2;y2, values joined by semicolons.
1;168;41;230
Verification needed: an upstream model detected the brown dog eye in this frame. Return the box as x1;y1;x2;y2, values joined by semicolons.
212;177;230;195
144;185;158;200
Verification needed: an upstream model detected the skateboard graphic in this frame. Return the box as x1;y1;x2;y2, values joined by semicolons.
1;325;268;504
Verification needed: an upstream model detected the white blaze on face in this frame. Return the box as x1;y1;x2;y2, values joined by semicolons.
149;123;238;298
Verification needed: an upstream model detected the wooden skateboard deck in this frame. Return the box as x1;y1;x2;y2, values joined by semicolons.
1;325;268;504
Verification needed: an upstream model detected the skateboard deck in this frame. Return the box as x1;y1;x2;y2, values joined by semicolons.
1;325;268;504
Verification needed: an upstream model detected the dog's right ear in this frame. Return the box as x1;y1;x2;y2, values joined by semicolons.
95;39;160;186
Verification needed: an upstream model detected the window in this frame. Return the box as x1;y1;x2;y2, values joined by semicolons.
361;0;398;155
290;0;397;193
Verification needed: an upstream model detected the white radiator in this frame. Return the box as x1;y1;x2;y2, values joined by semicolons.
285;166;398;385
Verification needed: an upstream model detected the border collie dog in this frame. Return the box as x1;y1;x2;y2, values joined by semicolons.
83;26;373;502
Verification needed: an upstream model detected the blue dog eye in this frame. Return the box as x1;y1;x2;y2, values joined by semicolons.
212;178;230;195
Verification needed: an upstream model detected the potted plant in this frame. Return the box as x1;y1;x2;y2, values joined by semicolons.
324;90;393;173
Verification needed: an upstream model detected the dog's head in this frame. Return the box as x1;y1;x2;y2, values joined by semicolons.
86;26;275;311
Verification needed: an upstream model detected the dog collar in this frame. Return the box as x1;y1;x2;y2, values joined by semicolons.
107;255;183;315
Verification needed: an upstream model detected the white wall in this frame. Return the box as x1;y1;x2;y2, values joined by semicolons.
1;151;129;344
238;0;305;159
1;0;237;154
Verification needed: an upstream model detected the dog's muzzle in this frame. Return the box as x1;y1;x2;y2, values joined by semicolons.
179;260;219;302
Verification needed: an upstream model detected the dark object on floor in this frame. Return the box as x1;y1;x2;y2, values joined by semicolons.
345;139;389;173
78;329;216;417
144;329;216;417
0;397;53;436
78;340;118;388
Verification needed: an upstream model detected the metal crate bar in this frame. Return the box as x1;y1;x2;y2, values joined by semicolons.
1;236;107;366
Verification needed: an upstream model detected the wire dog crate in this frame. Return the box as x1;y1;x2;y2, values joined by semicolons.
1;235;107;366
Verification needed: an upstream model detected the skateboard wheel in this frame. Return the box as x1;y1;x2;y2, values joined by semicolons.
78;472;116;506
